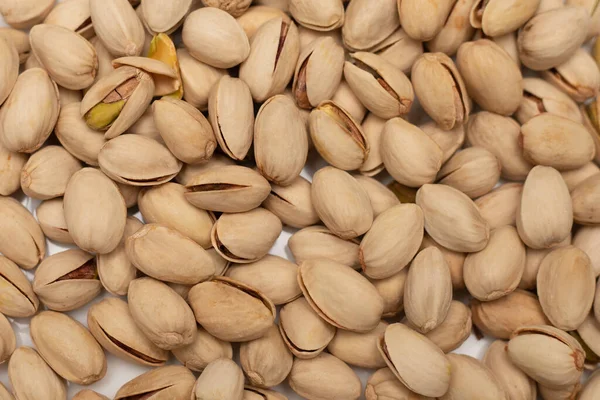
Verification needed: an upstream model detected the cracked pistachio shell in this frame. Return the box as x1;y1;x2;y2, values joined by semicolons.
0;196;45;269
192;358;244;400
354;175;400;217
115;365;196;400
263;176;320;229
184;165;271;213
255;95;308;185
466;112;532;181
309;101;369;171
342;0;399;51
422;300;472;353
0;37;18;106
88;297;169;367
0;256;39;317
381;118;443;187
98;134;182;186
474;183;523;229
484;340;537;400
0;0;54;29
177;48;227;110
227;255;301;305
0;141;27;196
64;168;127;254
440;354;508;400
176;154;235;185
139;182;214;248
111;56;180;98
427;0;477;56
0;68;59;153
240;324;293;388
517;166;573;249
374;28;424;74
508;325;585;387
311;166;373;239
420;121;466;165
189;276;276;342
30;311;107;385
243;387;287;400
544;48;600;103
141;0;191;34
33;249;101;312
20;145;82;200
73;390;108;400
470;0;540;37
360;204;424;280
571;168;600;224
289;0;344;31
421;234;466;290
299;258;384;332
520;234;571;290
90;0;145;57
288;225;360;268
411;53;470;131
172;326;232;372
36;198;73;244
369;270;407;318
378;323;451;397
279;297;336;359
359;114;386;176
366;367;432;400
29;24;98;90
43;0;93;38
0;27;30;63
183;7;249;68
580;370;600;400
328;320;388;369
0;313;14;364
8;347;66;400
289;353;361;400
208;76;254;160
344;52;414;119
517;78;583;124
240;18;300;102
238;6;292;39
398;0;457;41
573;225;600;277
457;39;523;115
537;246;595;330
562;162;600;192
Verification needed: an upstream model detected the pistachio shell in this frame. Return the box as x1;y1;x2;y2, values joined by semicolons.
398;0;457;41
89;0;145;57
571;173;600;224
288;0;344;31
573;225;600;277
0;141;27;196
420;234;466;290
421;121;466;165
369;270;407;318
8;347;66;400
427;0;477;56
263;176;320;229
440;354;508;400
0;27;30;63
516;77;582;125
43;0;93;38
176;154;236;185
178;48;227;110
580;370;600;400
328;320;388;369
365;368;431;400
375;28;424;73
520;234;572;290
358;114;386;176
0;37;18;106
111;56;180;97
73;390;109;400
342;0;398;51
237;5;291;39
354;176;400;218
141;0;191;34
470;0;541;37
543;48;600;103
331;80;367;123
172;326;232;372
0;0;54;29
114;365;196;400
484;340;537;400
561;162;600;192
423;300;472;353
288;225;360;268
0;196;45;269
0;256;39;318
192;358;244;400
474;183;523;229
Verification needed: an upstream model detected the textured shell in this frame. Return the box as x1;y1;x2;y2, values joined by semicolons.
89;0;145;57
398;0;457;41
0;196;45;269
440;354;508;400
0;0;54;29
421;121;466;165
0;37;18;106
8;347;66;400
366;368;430;400
573;224;600;277
483;340;537;400
43;0;93;38
141;0;191;34
427;0;477;56
328;320;388;369
471;0;541;37
114;365;195;400
0;141;27;196
178;48;228;110
111;56;179;97
542;48;600;103
424;300;472;353
516;78;582;124
288;0;344;31
572;173;600;224
354;175;400;218
192;358;245;400
0;256;39;318
172;326;233;372
0;313;15;364
342;0;398;51
474;183;523;230
263;176;320;229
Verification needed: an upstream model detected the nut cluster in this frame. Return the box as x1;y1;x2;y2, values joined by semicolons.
2;0;600;399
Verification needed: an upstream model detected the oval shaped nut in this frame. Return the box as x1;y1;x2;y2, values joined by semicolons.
484;340;537;400
289;0;344;31
9;347;66;400
88;297;168;367
475;183;523;230
577;313;600;369
516;77;582;125
518;6;590;71
440;354;508;400
369;270;407;318
525;237;574;289
0;313;15;363
237;5;291;39
20;145;82;200
311;167;373;239
0;0;54;29
398;0;456;41
332;79;367;123
354;175;400;218
420;122;466;167
298;258;384;332
115;365;196;400
0;37;18;107
0;27;30;64
508;325;585;387
243;387;287;400
0;196;45;269
342;0;399;51
517;166;573;249
470;0;540;37
372;28;423;75
43;0;93;38
416;184;490;252
328;320;388;369
366;367;431;400
128;277;197;350
172;326;233;372
89;0;145;57
427;0;477;56
422;300;472;353
141;0;191;34
421;234;466;290
561;162;600;192
0;68;59;153
288;225;360;268
580;368;600;400
192;358;244;400
543;48;600;103
359;114;386;176
0;141;27;196
0;256;39;318
73;390;109;400
226;255;301;306
573;225;600;277
263;176;320;229
178;49;227;111
572;173;600;224
381;118;444;187
240;324;293;388
30;311;106;385
457;39;523;116
255;95;308;185
344;52;414;119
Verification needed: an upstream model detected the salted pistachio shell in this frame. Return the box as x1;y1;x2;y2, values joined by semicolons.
289;353;361;400
0;68;59;153
440;354;508;400
89;36;114;84
90;0;145;57
57;86;83;107
111;56;180;98
373;28;423;74
421;234;466;290
475;184;522;230
571;171;600;224
126;107;162;143
466;112;533;181
342;0;398;51
520;234;572;290
369;270;407;318
0;27;30;63
189;276;276;342
191;358;244;400
573;225;600;277
484;340;537;400
577;313;600;367
243;387;287;400
427;0;477;56
330;80;366;124
516;77;582;125
8;347;66;400
471;0;540;37
580;370;600;400
73;390;109;400
328;320;388;369
543;48;600;103
288;225;360;268
237;5;290;38
114;365;196;400
344;52;414;119
31;311;106;385
0;0;53;29
0;141;27;196
289;0;344;31
354;175;400;218
43;0;93;38
562;162;600;192
178;48;227;110
263;176;320;229
0;196;45;269
0;37;18;107
421;300;472;353
0;256;39;318
141;0;191;34
172;326;232;372
420;121;466;165
366;367;432;400
398;0;456;41
359;114;386;176
416;184;490;252
176;154;236;185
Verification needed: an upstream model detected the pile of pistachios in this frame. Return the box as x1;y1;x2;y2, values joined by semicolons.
5;0;600;398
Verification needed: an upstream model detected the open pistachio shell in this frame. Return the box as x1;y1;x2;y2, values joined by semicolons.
114;365;196;400
289;0;344;31
0;256;39;318
543;48;600;103
112;56;180;97
0;196;45;269
342;0;398;51
516;77;582;125
484;340;537;400
470;0;541;37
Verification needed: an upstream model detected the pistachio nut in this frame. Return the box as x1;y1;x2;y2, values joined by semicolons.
0;0;53;29
571;172;600;224
243;387;287;400
89;0;145;57
178;48;227;110
114;365;196;400
176;154;236;185
0;141;27;196
141;0;191;34
226;255;301;305
331;80;367;123
288;225;360;268
0;27;30;63
311;166;373;239
416;183;490;252
43;0;93;39
73;390;109;400
172;325;233;372
128;277;197;350
358;114;386;176
342;0;399;51
344;52;414;119
8;347;66;400
0;256;39;318
309;100;369;170
475;183;522;229
471;290;550;339
0;196;45;269
369;28;423;74
457;39;523;115
365;367;430;400
354;175;400;217
90;36;115;83
411;53;470;131
573;225;600;277
0;68;59;153
466;112;533;181
31;311;107;385
359;204;424;279
470;0;540;37
289;352;361;400
111;56;180;98
398;0;457;41
288;0;344;31
577;313;600;369
420;234;466;290
191;358;245;400
580;370;600;400
488;31;521;65
562;162;600;191
188;277;276;341
517;166;573;249
427;0;477;56
378;323;451;397
263;176;320;229
328;320;388;369
421;121;466;164
369;269;407;318
423;300;472;353
255;95;308;184
520;234;572;290
484;340;537;400
0;37;18;107
64;168;127;254
517;6;590;70
207;76;254;160
543;48;600;103
440;354;508;400
237;6;290;39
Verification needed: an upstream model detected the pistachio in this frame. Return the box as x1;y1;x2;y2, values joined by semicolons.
342;0;398;51
178;48;227;110
188;277;276;341
583;99;600;165
0;196;45;269
374;28;424;74
89;0;145;57
423;300;472;353
0;27;30;63
141;0;191;34
237;6;290;39
573;225;600;277
114;365;196;400
580;370;600;400
420;234;466;290
562;162;600;191
31;311;107;385
243;387;287;400
427;0;477;56
23;52;42;70
176;154;236;185
354;175;400;217
489;31;521;65
73;390;109;400
520;234;572;290
288;0;344;31
0;37;18;107
191;358;245;400
116;182;141;206
543;48;600;103
90;36;115;83
43;0;93;39
0;256;39;318
0;314;14;364
421;121;466;164
398;0;458;41
172;326;233;372
57;86;83;107
440;354;508;400
0;141;27;196
370;269;408;318
365;367;430;400
470;0;540;37
288;225;360;268
577;313;600;368
538;383;581;400
8;347;67;400
475;185;521;231
358;114;386;176
111;56;180;98
126;107;162;144
147;36;184;96
263;176;320;229
328;320;388;369
331;80;367;123
0;0;54;29
484;340;537;400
